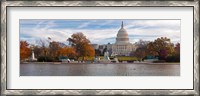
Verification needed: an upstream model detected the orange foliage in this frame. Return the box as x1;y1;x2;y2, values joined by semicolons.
80;43;95;60
59;47;77;58
146;37;174;57
49;41;61;57
20;41;31;60
67;32;95;60
84;43;95;57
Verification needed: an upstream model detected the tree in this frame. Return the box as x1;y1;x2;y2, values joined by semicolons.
67;32;95;61
135;39;150;47
146;42;158;56
174;43;180;55
95;49;101;56
133;47;147;61
165;43;180;62
82;43;95;60
49;41;62;61
165;42;180;62
37;39;49;57
130;39;149;60
146;37;174;60
59;46;77;59
159;49;168;60
20;41;31;61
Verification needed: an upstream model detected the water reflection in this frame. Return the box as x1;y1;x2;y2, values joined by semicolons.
20;63;180;76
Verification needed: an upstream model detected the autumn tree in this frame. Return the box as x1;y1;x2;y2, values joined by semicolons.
135;39;150;47
35;39;50;61
174;43;180;55
49;41;66;61
49;41;60;56
67;32;95;61
133;47;147;61
37;39;49;57
81;43;95;60
130;39;149;60
146;37;174;60
59;46;77;59
166;42;180;62
20;41;31;61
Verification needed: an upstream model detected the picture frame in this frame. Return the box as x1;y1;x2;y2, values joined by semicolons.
1;0;199;95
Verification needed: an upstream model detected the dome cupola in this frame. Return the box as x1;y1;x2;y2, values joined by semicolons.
115;21;130;44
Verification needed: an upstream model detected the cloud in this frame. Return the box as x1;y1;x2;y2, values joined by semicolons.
77;22;90;28
125;20;180;29
20;20;180;45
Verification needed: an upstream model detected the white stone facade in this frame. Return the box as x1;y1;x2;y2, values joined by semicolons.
92;21;136;56
110;21;136;56
112;44;136;56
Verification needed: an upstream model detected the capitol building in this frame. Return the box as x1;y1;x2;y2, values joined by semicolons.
92;21;137;56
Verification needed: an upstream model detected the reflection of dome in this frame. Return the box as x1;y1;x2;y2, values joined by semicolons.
116;21;130;44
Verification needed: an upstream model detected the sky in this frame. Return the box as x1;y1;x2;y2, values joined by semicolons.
20;19;180;45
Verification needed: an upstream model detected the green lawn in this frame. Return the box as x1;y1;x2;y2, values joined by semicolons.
116;56;138;61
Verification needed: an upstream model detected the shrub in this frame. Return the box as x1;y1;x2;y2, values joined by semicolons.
37;56;53;62
117;56;138;61
166;55;180;62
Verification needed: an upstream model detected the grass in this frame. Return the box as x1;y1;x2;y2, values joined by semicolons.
77;56;94;61
116;56;138;61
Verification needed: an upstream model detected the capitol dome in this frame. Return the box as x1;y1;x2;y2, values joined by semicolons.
115;21;130;44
